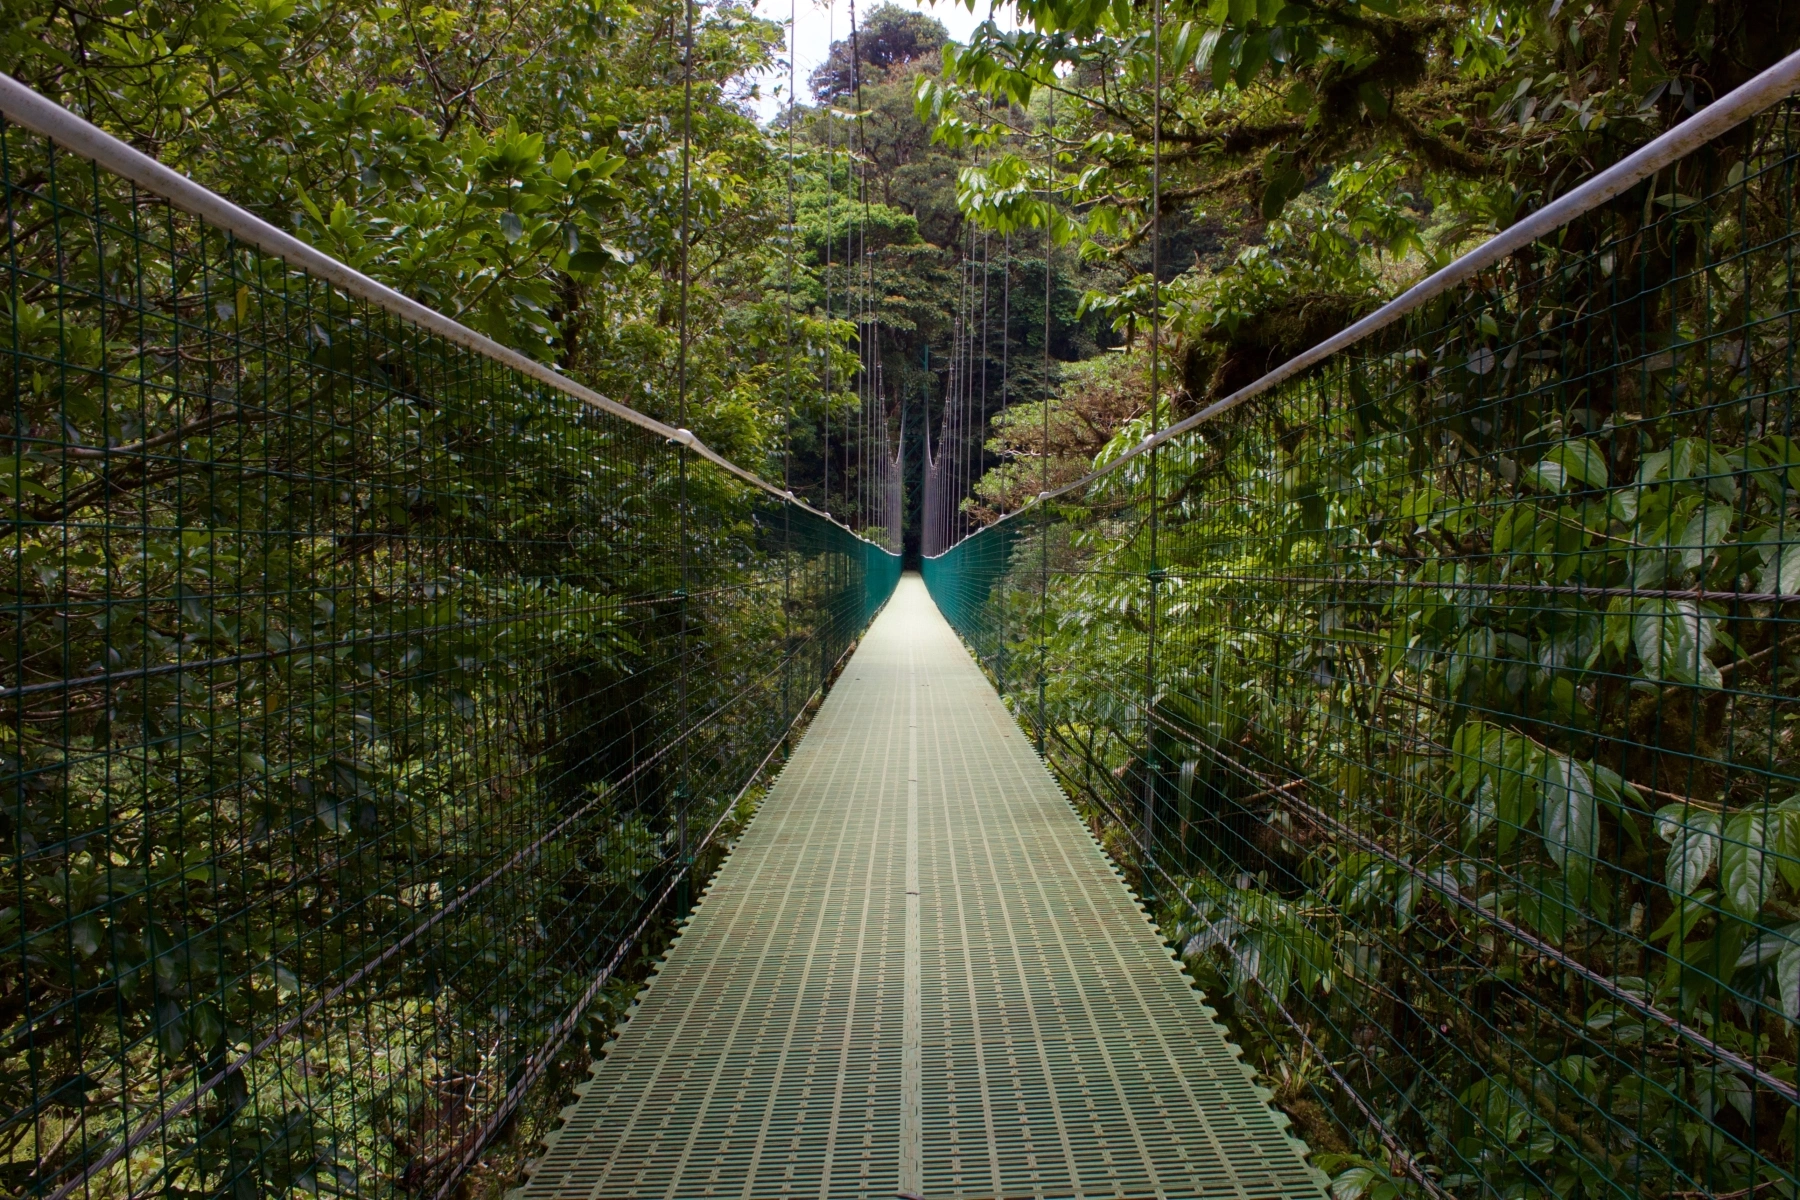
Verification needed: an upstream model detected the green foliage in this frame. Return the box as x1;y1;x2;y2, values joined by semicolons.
1;0;820;472
0;5;904;1195
927;0;1797;442
926;101;1800;1198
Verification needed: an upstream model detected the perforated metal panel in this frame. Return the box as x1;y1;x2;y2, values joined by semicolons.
518;576;1323;1199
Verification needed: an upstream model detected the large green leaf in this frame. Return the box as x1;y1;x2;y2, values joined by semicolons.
1777;796;1800;887
1445;626;1494;697
1655;804;1721;895
1464;777;1498;846
1538;753;1597;886
1589;762;1646;849
1758;533;1800;597
1521;459;1568;492
1544;439;1609;489
1450;721;1503;797
1721;812;1773;918
1452;720;1540;852
1678;501;1737;574
1640;437;1740;501
1515;864;1579;940
1748;434;1800;496
1492;503;1537;555
1287;927;1336;993
1775;935;1800;1021
1632;598;1722;688
1494;744;1537;854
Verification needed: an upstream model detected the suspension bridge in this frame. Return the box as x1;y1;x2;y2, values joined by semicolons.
516;576;1316;1199
9;37;1800;1200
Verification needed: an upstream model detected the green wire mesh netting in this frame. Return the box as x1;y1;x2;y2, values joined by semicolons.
925;104;1800;1197
0;116;899;1198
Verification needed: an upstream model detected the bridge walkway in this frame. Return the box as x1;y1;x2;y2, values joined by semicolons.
516;574;1321;1199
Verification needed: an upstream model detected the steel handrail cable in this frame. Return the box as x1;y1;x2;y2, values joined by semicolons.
417;627;859;1200
1052;645;1800;1112
34;565;866;1200
922;46;1800;546
1062;744;1457;1200
0;73;887;545
0;69;899;1200
0;576;809;705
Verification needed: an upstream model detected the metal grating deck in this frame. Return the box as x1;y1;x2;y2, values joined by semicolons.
518;575;1323;1199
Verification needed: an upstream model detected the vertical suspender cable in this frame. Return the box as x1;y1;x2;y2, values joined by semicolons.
958;236;965;543
844;59;855;534
846;77;855;528
927;341;936;557
1000;232;1010;499
965;229;977;541
822;0;834;517
1037;91;1051;755
998;228;1009;689
843;88;853;526
978;228;990;538
949;250;956;551
940;269;950;555
861;142;868;532
936;340;950;561
939;282;950;554
781;0;796;721
865;175;875;533
859;183;865;532
849;0;865;534
676;0;696;895
947;242;957;552
954;235;963;549
948;281;956;554
1140;0;1163;898
948;243;957;552
959;225;973;546
867;170;876;535
959;232;969;546
959;239;969;546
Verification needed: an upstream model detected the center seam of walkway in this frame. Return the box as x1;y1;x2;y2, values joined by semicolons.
901;646;923;1196
516;575;1324;1200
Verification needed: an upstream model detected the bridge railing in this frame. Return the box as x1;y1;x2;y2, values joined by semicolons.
926;54;1800;1200
0;79;898;1200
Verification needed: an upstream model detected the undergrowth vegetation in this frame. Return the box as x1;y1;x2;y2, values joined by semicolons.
11;0;1800;1195
924;1;1800;1196
0;0;901;1194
